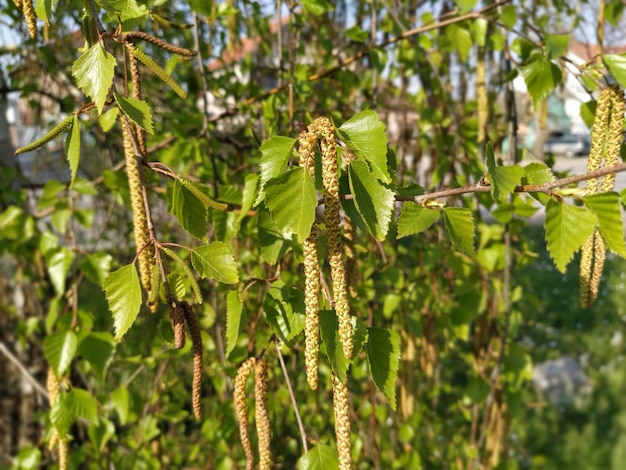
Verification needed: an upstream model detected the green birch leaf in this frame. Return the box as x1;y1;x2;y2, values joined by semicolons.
178;178;228;211
80;251;113;285
446;24;472;62
169;180;208;240
319;310;349;382
263;280;305;347
257;203;292;265
523;162;555;185
35;0;52;24
443;207;475;255
366;327;400;410
603;54;626;89
97;0;149;20
72;44;116;115
485;143;524;201
298;443;340;470
255;136;296;206
583;192;626;257
301;0;334;15
338;110;390;184
264;167;317;243
237;174;259;225
348;160;394;240
226;290;243;358
99;107;119;132
545;199;597;272
44;330;78;377
521;55;562;108
103;264;142;340
455;0;477;13
114;93;154;134
65;116;81;186
78;332;116;382
46;247;75;297
65;388;98;422
191;242;239;284
397;203;440;238
51;394;75;436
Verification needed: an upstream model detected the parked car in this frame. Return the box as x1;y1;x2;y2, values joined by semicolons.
543;133;591;158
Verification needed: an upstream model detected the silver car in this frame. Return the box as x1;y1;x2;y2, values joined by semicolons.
543;134;591;158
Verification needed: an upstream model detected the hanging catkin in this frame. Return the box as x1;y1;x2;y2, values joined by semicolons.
318;117;353;360
122;119;155;291
255;359;271;470
332;373;352;470
299;127;321;390
234;357;256;470
579;86;624;308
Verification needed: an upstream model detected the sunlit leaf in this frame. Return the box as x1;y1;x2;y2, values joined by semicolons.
443;207;475;255
44;330;78;377
298;443;339;470
348;160;394;240
65;116;81;186
191;242;239;284
521;55;562;108
583;192;626;257
485;143;525;201
264;167;317;243
46;247;74;297
103;264;142;340
397;203;440;238
255;136;296;206
544;199;597;272
114;93;154;134
263;280;305;347
72;44;116;115
338;110;390;184
603;54;626;89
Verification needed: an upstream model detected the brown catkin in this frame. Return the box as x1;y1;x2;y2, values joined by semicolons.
234;357;256;470
318;117;353;360
183;303;203;420
579;234;594;308
125;30;197;57
332;373;352;470
122;119;154;291
254;359;271;470
22;0;36;39
170;303;186;349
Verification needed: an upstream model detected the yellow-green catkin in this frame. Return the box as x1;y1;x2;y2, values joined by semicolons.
170;303;186;349
21;0;37;39
255;359;271;470
332;373;352;470
601;87;625;192
579;86;623;308
122;119;155;291
318;117;353;360
234;357;256;470
47;368;68;470
127;45;147;155
299;127;321;390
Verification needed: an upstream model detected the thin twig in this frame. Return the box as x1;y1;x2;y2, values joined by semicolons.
395;161;626;204
274;337;308;454
0;342;49;400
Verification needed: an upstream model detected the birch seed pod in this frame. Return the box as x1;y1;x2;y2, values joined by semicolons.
234;357;257;470
255;359;271;470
